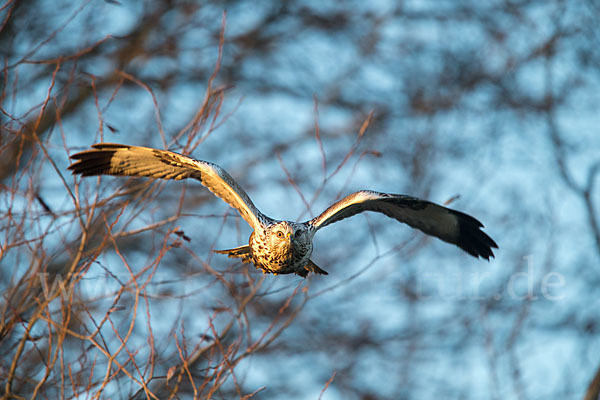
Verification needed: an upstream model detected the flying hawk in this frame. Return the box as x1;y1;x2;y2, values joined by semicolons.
68;143;497;277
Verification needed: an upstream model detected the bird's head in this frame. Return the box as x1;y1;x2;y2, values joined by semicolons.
257;221;312;272
266;221;294;255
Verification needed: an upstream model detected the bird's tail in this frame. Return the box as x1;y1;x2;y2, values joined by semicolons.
295;259;329;278
214;245;253;264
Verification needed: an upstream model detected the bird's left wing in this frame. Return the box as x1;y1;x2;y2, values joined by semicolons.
68;143;266;229
308;190;497;259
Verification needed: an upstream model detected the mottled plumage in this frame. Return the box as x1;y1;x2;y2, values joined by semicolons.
69;143;497;277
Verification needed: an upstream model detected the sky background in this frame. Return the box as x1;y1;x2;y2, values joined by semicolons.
1;1;600;399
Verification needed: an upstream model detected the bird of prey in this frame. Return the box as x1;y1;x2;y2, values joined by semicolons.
68;143;497;277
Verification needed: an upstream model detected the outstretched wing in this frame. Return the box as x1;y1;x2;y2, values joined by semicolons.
308;190;497;259
68;143;266;229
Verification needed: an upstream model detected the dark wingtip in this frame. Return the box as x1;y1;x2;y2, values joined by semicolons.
68;145;121;176
452;210;498;260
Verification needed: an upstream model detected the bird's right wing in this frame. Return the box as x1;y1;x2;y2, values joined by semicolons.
68;143;266;229
308;190;497;259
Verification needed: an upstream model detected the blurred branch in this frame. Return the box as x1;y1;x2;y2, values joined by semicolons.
547;114;600;255
584;364;600;400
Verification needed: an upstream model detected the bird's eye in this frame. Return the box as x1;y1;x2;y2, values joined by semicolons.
276;231;284;238
294;231;301;237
